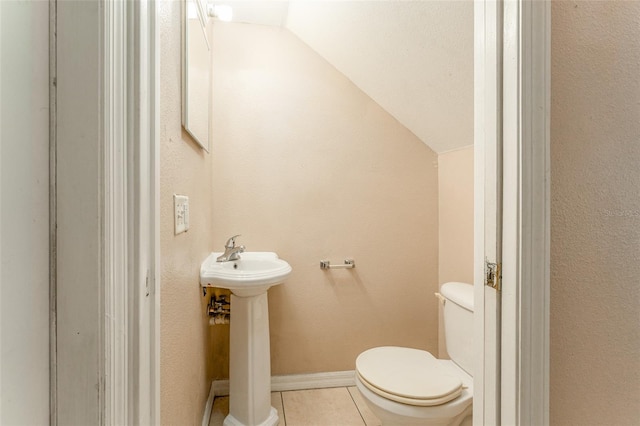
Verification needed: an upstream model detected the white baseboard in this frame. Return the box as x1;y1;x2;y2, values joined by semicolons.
211;370;356;397
271;370;356;392
202;381;216;426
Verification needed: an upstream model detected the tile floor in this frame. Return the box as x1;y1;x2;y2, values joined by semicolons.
209;387;382;426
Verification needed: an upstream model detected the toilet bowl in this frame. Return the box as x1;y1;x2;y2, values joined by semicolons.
354;282;474;426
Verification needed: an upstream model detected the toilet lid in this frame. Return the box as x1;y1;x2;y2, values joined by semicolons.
356;347;463;407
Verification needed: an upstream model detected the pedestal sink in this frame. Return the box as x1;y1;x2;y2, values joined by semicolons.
201;252;291;426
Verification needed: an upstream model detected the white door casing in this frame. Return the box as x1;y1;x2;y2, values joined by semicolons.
474;0;503;424
55;0;160;424
475;0;550;425
52;0;549;423
103;0;161;423
501;1;550;424
130;0;162;423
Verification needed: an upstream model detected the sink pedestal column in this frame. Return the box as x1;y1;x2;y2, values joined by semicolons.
224;292;279;426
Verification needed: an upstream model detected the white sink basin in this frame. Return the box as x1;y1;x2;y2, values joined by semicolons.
200;251;291;297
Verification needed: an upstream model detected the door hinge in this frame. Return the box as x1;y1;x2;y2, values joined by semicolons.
485;261;501;291
145;269;150;297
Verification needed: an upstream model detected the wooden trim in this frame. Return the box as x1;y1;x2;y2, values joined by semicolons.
272;370;356;392
129;1;161;424
211;371;357;397
103;1;161;423
54;0;160;423
49;0;58;423
476;1;550;424
202;382;216;426
501;0;551;424
149;0;162;422
103;0;130;423
474;0;503;423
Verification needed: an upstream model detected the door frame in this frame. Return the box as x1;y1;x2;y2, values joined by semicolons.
500;1;550;424
54;0;160;424
55;0;549;423
473;0;503;423
474;0;550;425
100;1;161;422
101;0;161;422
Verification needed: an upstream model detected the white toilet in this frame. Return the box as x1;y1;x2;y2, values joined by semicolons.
355;282;474;426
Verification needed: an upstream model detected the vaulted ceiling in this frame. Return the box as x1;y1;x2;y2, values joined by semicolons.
211;0;474;154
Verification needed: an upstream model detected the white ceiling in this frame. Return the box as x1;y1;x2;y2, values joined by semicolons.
212;1;474;154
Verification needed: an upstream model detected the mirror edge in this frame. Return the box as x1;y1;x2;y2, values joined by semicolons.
181;0;211;152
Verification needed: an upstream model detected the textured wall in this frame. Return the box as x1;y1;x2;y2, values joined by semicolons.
159;1;216;423
210;23;440;377
551;1;640;424
437;146;474;358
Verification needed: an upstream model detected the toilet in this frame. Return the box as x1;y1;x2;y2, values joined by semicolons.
355;282;474;426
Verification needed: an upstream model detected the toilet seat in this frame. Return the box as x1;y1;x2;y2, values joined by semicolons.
355;347;464;407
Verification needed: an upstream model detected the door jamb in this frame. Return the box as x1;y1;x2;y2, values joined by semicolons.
475;0;551;424
500;1;550;424
54;0;160;423
474;0;503;423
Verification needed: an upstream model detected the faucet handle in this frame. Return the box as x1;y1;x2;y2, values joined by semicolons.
225;234;241;248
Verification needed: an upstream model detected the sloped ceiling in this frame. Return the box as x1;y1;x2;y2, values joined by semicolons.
213;1;474;153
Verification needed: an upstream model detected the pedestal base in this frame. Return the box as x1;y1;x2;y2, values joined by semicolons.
224;407;279;426
226;292;276;426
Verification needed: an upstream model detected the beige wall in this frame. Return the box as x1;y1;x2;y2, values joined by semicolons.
210;23;440;376
437;146;474;357
438;146;474;286
160;1;216;423
551;1;640;425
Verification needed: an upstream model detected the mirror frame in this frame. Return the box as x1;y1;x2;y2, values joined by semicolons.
182;0;211;151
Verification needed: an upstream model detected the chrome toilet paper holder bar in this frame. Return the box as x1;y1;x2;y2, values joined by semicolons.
320;259;355;270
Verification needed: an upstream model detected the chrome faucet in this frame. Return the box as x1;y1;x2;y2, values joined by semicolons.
216;234;245;262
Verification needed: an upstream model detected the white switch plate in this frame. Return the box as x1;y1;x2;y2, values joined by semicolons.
174;194;189;235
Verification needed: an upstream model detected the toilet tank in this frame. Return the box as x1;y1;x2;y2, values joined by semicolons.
440;282;474;376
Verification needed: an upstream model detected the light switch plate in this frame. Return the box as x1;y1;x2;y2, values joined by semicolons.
174;194;189;235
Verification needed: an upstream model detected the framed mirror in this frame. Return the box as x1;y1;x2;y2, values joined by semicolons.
182;0;211;151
